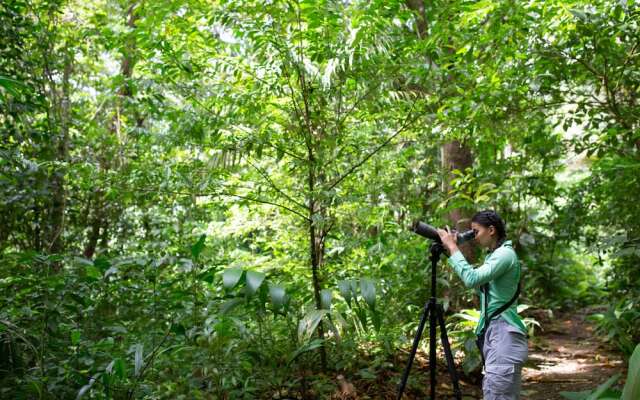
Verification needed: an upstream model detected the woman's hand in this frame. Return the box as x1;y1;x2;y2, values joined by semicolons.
436;226;459;255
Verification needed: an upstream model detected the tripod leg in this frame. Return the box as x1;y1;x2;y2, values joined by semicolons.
437;304;462;400
396;302;432;400
429;303;437;400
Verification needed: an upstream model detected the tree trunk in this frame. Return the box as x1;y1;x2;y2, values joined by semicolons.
441;140;476;262
83;191;103;259
83;1;140;258
48;46;72;258
306;141;328;369
308;213;328;369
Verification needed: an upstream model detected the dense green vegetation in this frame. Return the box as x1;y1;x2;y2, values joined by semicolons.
1;0;639;398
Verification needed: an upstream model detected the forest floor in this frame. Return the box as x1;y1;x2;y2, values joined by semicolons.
327;307;628;399
520;306;627;400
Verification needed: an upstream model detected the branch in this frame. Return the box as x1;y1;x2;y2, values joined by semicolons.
137;187;310;222
262;139;306;161
244;156;307;210
335;80;383;129
601;49;631;129
614;39;640;90
127;327;171;400
540;46;632;129
326;107;420;192
233;123;306;161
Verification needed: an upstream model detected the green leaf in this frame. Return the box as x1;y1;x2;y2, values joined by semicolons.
85;265;102;281
454;309;480;323
561;373;621;400
560;390;591;400
587;373;621;400
0;75;26;97
133;344;143;377
93;257;111;271
371;309;382;331
357;367;376;380
171;323;186;336
287;338;324;365
269;284;286;310
245;270;265;295
223;268;243;289
320;289;332;310
197;270;215;283
569;8;588;22
74;257;94;266
326;314;341;342
190;234;206;260
76;374;100;399
220;298;244;315
338;279;353;306
298;309;329;342
71;330;81;345
106;358;126;379
360;278;376;310
622;343;640;400
355;306;368;330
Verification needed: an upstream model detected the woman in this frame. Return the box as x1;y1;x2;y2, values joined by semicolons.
437;210;528;400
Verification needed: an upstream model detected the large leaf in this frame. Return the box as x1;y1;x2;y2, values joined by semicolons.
559;390;592;400
220;298;244;315
133;344;143;377
269;284;286;310
190;234;206;260
586;374;621;400
371;309;382;332
320;289;332;310
560;373;621;400
360;278;376;310
223;268;243;289
298;309;329;342
106;358;126;380
76;374;99;399
338;279;353;306
560;390;591;400
287;338;324;365
622;343;640;400
85;265;102;281
245;270;265;294
0;75;26;98
71;330;81;345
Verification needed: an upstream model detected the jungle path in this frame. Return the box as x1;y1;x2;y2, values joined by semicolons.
327;307;628;399
520;307;627;400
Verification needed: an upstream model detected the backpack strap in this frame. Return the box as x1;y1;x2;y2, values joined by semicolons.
480;276;521;333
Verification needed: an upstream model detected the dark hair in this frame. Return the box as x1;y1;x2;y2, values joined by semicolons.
471;210;506;246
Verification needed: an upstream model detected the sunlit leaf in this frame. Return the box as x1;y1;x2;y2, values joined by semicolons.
246;270;265;294
223;268;243;289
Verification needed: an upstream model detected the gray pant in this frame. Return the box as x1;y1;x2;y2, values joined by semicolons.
482;317;528;400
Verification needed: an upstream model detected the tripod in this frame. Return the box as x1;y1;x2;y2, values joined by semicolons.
396;242;462;400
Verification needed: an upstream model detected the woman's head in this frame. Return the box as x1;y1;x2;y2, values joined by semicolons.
471;210;506;250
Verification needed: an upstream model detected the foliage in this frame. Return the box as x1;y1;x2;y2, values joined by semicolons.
1;0;639;398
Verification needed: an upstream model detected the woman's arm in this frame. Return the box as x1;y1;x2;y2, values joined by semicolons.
435;226;516;288
447;248;515;288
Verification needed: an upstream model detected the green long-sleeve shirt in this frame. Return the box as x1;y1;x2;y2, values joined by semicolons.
447;240;527;335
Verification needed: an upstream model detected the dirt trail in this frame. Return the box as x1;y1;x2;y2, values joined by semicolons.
521;308;627;399
329;308;628;399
